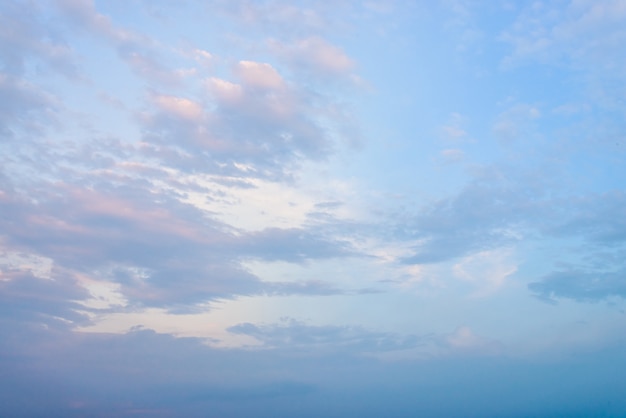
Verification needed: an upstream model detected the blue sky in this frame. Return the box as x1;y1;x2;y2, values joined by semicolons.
2;0;626;416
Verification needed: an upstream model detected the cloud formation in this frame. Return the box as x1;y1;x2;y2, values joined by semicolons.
2;1;626;416
228;318;422;352
529;268;626;303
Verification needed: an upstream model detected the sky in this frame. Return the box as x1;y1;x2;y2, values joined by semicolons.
1;0;626;416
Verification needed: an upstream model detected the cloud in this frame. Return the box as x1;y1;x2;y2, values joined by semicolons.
0;326;324;416
440;0;486;52
440;148;465;163
394;162;626;306
492;103;541;143
227;318;422;353
206;0;345;39
500;0;626;85
267;280;347;297
0;267;91;329
548;190;626;246
235;60;285;90
497;0;626;153
400;168;543;264
439;326;503;355
140;67;345;178
2;1;626;415
0;164;364;312
206;77;244;104
0;74;59;138
452;249;517;296
238;227;355;263
0;1;76;77
529;268;626;303
524;190;626;303
152;94;204;121
270;36;354;76
0;2;77;140
0;10;365;315
56;0;181;85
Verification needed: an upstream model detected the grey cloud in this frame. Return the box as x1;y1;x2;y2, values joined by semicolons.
0;326;324;417
201;0;397;43
0;2;72;141
492;103;541;143
397;167;626;306
266;278;382;297
239;227;354;263
529;268;626;303
0;326;329;417
0;168;362;310
528;191;626;303
314;200;342;209
398;163;626;265
267;279;346;296
0;1;77;140
0;0;76;77
0;269;91;329
548;191;626;246
500;0;626;121
227;319;422;353
401;170;547;264
0;74;58;138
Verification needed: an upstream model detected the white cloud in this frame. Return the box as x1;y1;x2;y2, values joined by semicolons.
76;279;127;310
152;94;204;121
0;250;53;280
453;248;518;297
176;167;366;233
205;77;243;103
191;48;213;63
181;175;318;231
235;60;285;90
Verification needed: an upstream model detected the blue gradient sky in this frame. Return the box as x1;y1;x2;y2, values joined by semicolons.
2;1;626;416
